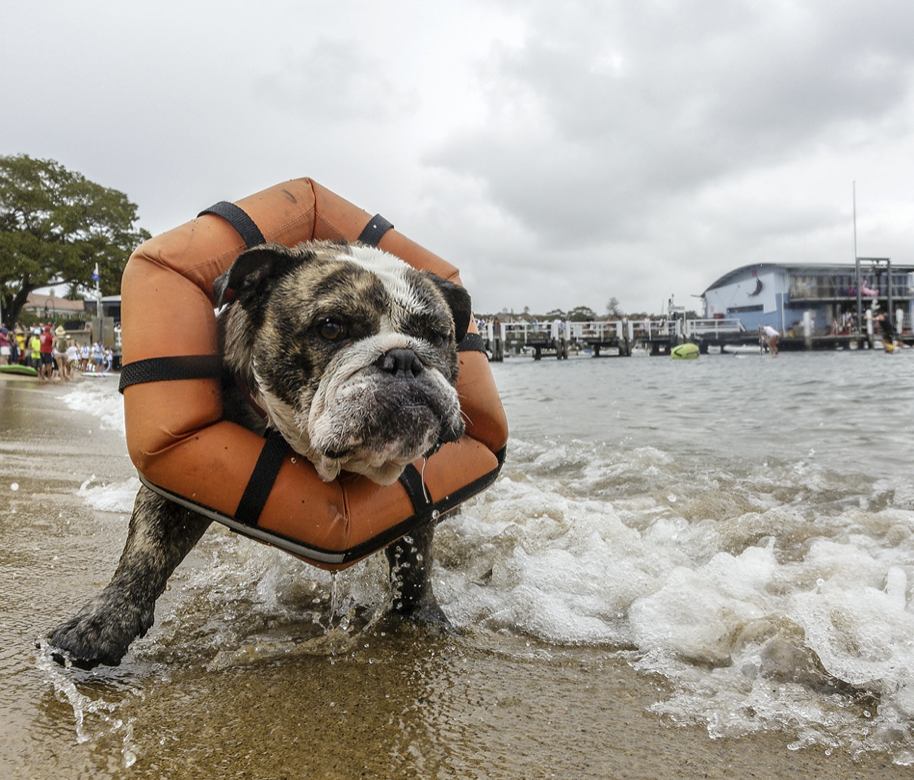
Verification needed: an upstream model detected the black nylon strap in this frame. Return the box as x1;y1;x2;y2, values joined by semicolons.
118;355;223;394
198;201;266;248
235;431;291;527
457;333;486;353
398;463;432;516
357;214;394;246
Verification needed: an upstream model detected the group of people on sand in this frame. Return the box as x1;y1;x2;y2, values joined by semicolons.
0;323;113;381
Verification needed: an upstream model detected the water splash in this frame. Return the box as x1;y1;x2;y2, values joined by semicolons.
35;643;138;768
62;384;125;432
77;475;141;513
327;570;351;633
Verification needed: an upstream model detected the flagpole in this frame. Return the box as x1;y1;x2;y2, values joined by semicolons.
854;182;862;336
93;263;103;345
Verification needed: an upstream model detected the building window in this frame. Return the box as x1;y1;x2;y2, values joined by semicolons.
727;304;764;313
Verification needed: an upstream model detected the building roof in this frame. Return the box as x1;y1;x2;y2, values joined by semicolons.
24;293;87;312
703;261;914;295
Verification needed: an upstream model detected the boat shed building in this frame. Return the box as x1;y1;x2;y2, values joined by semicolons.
702;262;914;334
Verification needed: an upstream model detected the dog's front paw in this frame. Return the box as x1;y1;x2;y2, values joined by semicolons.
389;596;457;635
46;600;154;669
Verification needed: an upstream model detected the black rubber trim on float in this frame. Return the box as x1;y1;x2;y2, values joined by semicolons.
118;355;223;394
457;333;486;353
357;214;394;247
234;430;291;527
198;201;266;248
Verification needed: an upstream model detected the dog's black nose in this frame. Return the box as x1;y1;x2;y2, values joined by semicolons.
376;348;424;378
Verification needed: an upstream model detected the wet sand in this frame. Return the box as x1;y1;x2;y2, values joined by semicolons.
0;375;909;779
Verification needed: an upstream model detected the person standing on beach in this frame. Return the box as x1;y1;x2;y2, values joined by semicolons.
39;324;55;381
65;340;79;376
9;326;19;365
28;330;41;370
762;325;780;356
12;328;23;364
0;326;10;365
54;333;70;380
91;341;104;373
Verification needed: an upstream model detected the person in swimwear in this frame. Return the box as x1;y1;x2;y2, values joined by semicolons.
760;324;780;356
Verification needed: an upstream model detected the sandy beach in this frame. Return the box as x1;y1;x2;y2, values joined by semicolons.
1;371;912;778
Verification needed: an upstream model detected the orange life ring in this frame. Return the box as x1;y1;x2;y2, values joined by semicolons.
120;178;508;570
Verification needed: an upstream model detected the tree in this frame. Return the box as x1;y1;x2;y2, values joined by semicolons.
0;154;150;326
606;296;623;317
567;305;597;321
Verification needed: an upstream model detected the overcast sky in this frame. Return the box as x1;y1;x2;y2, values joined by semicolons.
3;0;914;315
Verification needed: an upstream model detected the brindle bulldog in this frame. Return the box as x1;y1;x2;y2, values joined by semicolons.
47;240;471;669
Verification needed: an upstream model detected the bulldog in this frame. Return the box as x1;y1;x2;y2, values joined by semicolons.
47;240;472;669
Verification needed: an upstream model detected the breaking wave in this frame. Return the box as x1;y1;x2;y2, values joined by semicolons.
63;381;125;432
436;436;914;763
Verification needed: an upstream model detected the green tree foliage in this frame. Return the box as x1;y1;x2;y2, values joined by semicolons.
606;296;623;317
0;154;150;325
567;305;597;321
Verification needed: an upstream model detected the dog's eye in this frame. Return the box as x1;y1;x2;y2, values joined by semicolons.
428;329;451;347
317;317;347;342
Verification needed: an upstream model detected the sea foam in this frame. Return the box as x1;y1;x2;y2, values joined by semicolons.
63;382;125;433
77;475;141;513
434;435;914;763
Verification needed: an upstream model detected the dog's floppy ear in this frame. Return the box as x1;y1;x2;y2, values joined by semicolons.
427;274;472;343
214;243;304;307
212;270;234;308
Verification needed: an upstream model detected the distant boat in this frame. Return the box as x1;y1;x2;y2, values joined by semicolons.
671;343;699;360
722;344;763;355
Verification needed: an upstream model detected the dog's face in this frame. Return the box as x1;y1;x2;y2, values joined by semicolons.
217;241;470;485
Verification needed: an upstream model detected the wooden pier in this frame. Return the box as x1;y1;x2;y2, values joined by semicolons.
478;318;913;360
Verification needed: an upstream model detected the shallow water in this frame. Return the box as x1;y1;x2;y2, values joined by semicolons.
2;349;914;776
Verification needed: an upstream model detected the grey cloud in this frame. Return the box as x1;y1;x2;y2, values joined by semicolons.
4;1;913;315
253;37;414;121
427;0;914;251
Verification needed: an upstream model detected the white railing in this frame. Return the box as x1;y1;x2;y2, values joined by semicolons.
486;317;746;345
499;321;555;343
568;321;617;341
632;320;677;339
683;318;745;337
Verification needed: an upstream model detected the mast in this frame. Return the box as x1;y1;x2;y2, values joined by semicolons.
854;181;862;334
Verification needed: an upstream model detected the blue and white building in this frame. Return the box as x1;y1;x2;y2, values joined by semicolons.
702;262;914;334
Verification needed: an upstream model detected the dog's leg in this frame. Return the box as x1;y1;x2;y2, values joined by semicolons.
46;486;210;669
385;520;448;626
